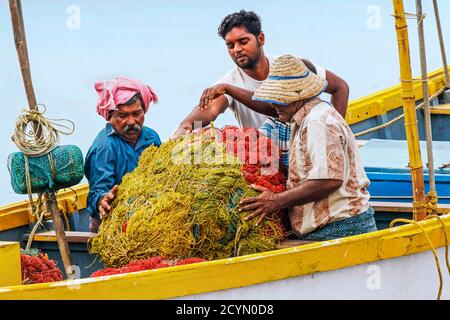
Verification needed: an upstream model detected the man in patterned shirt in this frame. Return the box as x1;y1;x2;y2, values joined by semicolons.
239;55;377;241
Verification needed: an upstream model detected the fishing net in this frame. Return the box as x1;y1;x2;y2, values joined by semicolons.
8;145;84;194
218;126;286;192
20;249;63;284
89;126;287;268
90;256;207;277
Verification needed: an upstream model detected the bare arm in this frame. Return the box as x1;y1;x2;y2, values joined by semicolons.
172;96;229;139
200;83;277;117
239;179;343;226
172;83;277;139
302;59;349;119
324;70;349;118
276;179;343;209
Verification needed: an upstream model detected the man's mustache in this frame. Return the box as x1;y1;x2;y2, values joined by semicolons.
123;124;141;133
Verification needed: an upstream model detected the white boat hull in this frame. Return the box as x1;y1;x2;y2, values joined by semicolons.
180;247;450;300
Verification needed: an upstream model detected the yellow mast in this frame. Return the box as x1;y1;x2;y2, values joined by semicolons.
392;0;426;221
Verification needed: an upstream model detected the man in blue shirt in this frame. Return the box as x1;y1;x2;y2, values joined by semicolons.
85;77;161;232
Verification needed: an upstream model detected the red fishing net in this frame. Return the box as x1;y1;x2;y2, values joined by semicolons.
90;256;207;277
21;252;63;284
197;125;287;193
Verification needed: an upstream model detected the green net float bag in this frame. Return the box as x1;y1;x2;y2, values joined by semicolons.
8;145;84;194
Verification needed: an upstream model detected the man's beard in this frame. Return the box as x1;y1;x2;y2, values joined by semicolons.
235;51;260;69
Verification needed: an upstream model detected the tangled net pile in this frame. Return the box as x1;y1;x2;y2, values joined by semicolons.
20;249;63;284
91;256;207;277
89;126;287;268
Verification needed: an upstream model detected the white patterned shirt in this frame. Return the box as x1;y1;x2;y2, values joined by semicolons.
288;98;370;236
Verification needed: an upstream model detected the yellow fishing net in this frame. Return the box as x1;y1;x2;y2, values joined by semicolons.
89;131;285;267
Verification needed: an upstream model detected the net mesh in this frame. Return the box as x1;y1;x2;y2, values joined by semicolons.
8;145;84;194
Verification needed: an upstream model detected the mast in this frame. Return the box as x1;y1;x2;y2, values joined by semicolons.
392;0;426;221
432;0;450;88
416;0;438;208
9;0;37;110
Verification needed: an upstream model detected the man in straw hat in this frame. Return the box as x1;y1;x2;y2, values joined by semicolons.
239;55;377;241
85;77;161;232
171;10;349;139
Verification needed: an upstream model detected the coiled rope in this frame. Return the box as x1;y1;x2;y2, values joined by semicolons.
390;214;450;300
12;104;75;157
354;86;447;137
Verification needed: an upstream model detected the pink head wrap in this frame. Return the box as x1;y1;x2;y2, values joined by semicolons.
94;76;158;120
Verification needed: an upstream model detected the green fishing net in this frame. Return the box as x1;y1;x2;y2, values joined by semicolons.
89;133;285;267
8;145;84;194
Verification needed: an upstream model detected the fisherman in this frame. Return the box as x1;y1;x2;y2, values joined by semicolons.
239;55;377;241
85;77;161;233
171;10;349;139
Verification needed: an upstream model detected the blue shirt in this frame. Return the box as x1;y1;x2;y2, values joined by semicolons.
84;123;161;219
259;117;291;167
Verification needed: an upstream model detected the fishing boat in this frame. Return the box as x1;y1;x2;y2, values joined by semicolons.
1;0;450;300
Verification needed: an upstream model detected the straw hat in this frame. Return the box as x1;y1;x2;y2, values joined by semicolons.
253;55;328;105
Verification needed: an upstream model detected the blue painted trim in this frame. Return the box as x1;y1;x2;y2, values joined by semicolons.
268;70;310;80
252;96;288;105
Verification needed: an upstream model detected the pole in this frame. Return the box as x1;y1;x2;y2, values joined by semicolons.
45;193;75;279
432;0;450;87
9;0;75;279
9;0;37;110
392;0;426;221
416;0;437;195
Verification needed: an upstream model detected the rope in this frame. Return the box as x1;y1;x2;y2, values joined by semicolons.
429;214;450;275
391;12;426;25
11;104;74;157
60;208;71;231
390;214;450;300
354;87;446;137
426;191;439;215
66;187;79;211
25;194;44;252
23;154;33;205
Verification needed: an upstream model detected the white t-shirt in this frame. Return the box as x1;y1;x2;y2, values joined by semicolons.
215;56;327;128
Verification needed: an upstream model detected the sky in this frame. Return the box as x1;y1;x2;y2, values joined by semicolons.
1;0;449;205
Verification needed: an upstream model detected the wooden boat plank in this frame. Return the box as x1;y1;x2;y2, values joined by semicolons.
430;104;450;115
275;239;316;249
370;201;450;214
24;231;96;243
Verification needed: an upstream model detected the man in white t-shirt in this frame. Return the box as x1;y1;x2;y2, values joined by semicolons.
172;10;349;139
